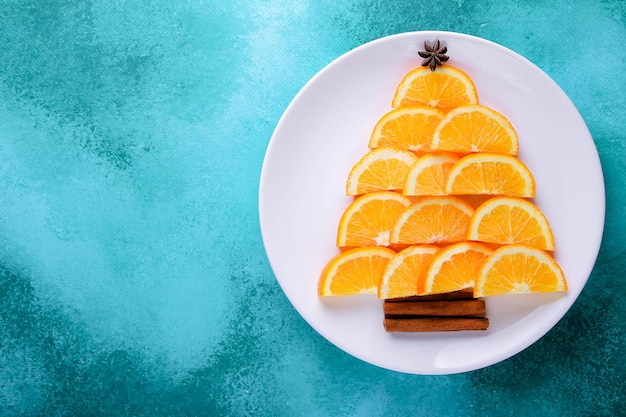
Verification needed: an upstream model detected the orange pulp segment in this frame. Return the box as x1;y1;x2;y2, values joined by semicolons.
346;147;418;195
468;197;555;250
318;246;396;296
431;105;519;155
474;245;567;297
445;153;535;197
420;242;493;295
392;66;479;112
378;245;439;299
404;152;460;196
337;191;412;247
368;106;445;152
390;196;474;245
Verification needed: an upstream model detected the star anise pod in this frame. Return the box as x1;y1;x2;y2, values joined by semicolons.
418;40;449;71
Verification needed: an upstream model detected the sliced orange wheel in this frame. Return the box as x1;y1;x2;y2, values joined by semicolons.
368;106;445;152
346;147;418;195
318;247;396;296
420;242;493;295
474;245;567;297
378;245;439;299
337;191;412;247
404;152;460;196
430;105;519;155
468;197;555;250
445;153;535;197
390;196;474;245
392;66;478;112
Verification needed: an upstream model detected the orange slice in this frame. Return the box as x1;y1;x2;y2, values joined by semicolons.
378;245;439;299
392;66;478;112
445;153;535;197
430;105;519;155
318;247;396;296
468;197;555;250
420;242;493;295
346;147;418;195
474;245;567;297
368;106;445;152
404;152;460;196
390;196;474;245
337;191;412;247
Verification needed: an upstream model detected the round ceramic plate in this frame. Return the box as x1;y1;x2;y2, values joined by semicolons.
258;31;605;374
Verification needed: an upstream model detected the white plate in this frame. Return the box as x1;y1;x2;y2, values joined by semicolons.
258;31;605;374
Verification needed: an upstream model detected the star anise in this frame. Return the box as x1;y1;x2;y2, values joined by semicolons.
418;40;449;71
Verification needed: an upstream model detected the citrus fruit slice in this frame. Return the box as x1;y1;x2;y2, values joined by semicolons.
378;245;439;299
430;105;519;154
337;191;412;247
445;153;535;197
420;242;493;295
368;106;445;152
346;147;418;195
404;152;460;196
318;247;396;296
468;197;555;250
474;245;567;297
390;196;474;245
391;66;479;112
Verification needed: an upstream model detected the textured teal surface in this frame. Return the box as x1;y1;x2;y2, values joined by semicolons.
0;1;624;416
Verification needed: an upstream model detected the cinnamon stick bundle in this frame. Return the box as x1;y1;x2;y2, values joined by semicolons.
383;289;489;332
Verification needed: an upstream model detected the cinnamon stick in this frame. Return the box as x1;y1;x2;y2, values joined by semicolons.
384;288;474;302
384;317;489;332
383;299;486;318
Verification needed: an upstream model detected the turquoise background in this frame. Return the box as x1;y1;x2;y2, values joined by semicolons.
0;1;624;416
